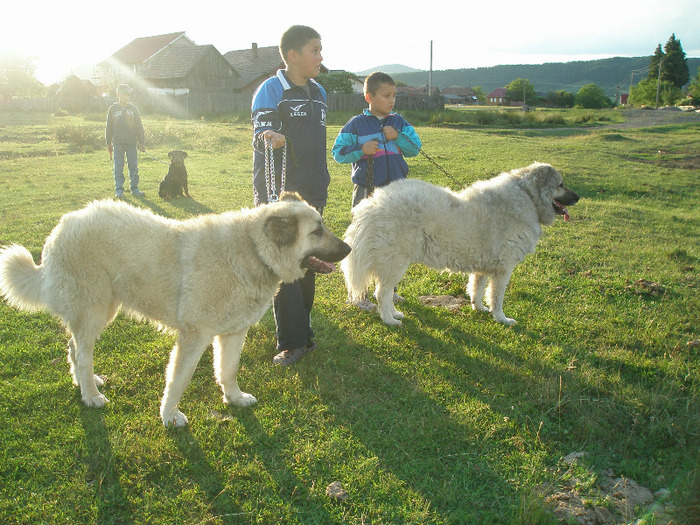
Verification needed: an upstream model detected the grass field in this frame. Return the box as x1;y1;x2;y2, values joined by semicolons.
0;108;698;524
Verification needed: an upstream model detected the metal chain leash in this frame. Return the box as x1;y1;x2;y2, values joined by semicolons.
264;139;287;203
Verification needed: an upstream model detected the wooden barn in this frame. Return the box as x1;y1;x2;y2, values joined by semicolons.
140;44;238;94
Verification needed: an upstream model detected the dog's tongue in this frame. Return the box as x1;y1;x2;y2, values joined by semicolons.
306;256;336;274
554;200;571;221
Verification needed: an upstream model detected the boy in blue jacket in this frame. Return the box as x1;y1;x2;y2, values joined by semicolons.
251;25;330;366
332;71;422;208
332;72;421;310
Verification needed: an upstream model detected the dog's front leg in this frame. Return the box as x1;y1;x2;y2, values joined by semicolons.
486;267;516;326
160;330;210;427
213;331;257;407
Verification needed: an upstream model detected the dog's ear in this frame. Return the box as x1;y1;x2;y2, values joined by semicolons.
279;191;303;203
168;151;173;158
264;215;298;245
183;151;188;158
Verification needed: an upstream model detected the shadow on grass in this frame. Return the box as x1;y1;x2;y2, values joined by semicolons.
79;406;136;524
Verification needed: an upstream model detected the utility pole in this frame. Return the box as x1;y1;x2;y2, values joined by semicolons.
428;40;433;97
655;59;662;108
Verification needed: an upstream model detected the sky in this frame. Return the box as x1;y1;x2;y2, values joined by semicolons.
2;0;698;86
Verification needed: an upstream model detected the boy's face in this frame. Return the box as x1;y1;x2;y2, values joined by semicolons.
366;82;396;118
289;38;323;80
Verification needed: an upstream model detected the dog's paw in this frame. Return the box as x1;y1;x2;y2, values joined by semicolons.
494;316;517;326
94;374;104;387
225;392;258;407
381;316;402;326
162;410;189;427
471;301;489;313
83;393;109;408
392;309;405;320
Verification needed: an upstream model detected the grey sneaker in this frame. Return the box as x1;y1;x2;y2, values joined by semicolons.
132;190;145;197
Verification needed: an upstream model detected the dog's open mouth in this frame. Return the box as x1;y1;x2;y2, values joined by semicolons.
553;200;570;221
303;256;336;274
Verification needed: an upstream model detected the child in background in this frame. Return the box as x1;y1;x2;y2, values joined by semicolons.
332;71;422;310
105;84;146;198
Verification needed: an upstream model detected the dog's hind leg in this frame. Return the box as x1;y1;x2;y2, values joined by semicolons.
486;267;516;325
467;273;489;313
66;314;112;408
375;267;407;325
213;331;257;407
160;330;210;427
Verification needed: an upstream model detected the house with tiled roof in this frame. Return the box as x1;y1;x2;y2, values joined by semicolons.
140;44;238;94
224;43;329;93
487;87;509;105
224;44;284;93
441;87;478;105
95;32;196;91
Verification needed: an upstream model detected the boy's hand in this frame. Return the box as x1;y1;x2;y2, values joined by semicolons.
262;130;286;149
139;144;146;152
383;126;399;141
362;139;379;156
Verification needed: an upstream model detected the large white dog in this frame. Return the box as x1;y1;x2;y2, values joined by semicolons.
341;162;579;326
0;193;350;426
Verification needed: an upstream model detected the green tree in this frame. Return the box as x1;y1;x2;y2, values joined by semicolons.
663;34;689;88
472;86;486;104
545;90;574;108
647;34;689;89
629;77;681;106
648;44;664;80
315;71;359;94
0;54;44;100
686;67;700;105
574;83;611;109
506;78;536;104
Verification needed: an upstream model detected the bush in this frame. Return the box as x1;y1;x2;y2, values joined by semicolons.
574;84;612;109
54;125;102;150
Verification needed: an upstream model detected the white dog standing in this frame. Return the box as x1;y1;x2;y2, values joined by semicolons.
0;194;350;426
341;163;579;326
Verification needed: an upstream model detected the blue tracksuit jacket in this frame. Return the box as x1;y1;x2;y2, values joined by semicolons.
251;70;330;208
332;109;421;187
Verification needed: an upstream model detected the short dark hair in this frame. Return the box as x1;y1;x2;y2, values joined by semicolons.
364;72;396;96
279;25;321;64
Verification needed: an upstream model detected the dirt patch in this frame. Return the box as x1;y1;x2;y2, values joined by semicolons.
539;452;675;524
419;295;469;312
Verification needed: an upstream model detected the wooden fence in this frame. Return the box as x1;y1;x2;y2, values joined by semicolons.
0;92;443;117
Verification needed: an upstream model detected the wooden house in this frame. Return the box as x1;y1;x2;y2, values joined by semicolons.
441;86;478;105
224;43;329;93
140;44;238;94
95;32;196;92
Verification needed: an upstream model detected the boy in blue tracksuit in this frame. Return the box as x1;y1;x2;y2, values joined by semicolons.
332;71;421;208
251;25;330;366
332;71;422;310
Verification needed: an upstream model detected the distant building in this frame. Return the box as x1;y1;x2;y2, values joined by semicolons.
487;88;509;105
441;86;478;105
224;43;329;94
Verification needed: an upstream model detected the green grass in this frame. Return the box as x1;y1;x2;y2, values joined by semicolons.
0;110;698;524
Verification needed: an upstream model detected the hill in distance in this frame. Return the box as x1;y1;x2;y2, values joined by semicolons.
359;57;700;97
355;64;423;76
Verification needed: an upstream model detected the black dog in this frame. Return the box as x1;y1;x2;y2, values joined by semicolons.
158;150;191;200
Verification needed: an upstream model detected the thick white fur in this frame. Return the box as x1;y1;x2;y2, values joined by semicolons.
341;162;576;326
0;197;349;426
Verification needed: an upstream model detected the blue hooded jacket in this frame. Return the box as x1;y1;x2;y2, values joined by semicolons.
332;109;421;187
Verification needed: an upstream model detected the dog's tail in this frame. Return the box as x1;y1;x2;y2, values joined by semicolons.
0;245;46;312
340;221;375;303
